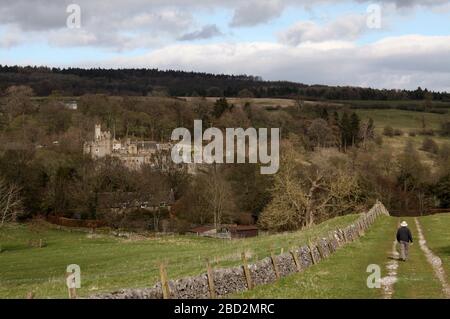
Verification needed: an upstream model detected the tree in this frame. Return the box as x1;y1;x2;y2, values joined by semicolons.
258;146;361;231
173;165;236;228
307;118;336;148
397;142;430;213
339;112;351;150
3;86;35;123
213;98;232;119
0;178;22;226
238;89;254;98
349;112;361;146
435;174;450;208
421;137;439;154
383;126;394;137
359;118;375;149
200;165;236;229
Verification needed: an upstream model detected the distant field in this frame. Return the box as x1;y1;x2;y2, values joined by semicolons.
354;108;450;133
0;215;358;298
340;99;450;109
181;97;344;108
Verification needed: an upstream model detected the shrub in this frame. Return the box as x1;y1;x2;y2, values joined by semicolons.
419;129;435;136
383;126;394;137
394;129;403;136
421;137;439;154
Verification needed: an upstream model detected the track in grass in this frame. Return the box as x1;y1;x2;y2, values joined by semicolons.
236;215;449;299
414;218;450;298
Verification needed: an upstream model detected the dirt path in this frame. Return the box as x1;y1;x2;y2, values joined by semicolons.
414;218;450;298
380;240;399;299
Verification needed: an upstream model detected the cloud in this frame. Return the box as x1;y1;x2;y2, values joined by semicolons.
178;24;223;41
0;27;23;48
278;14;370;45
0;0;449;49
230;0;285;27
91;35;450;91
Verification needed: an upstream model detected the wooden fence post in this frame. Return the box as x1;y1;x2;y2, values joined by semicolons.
316;241;326;259
206;259;216;299
241;252;253;290
159;262;171;299
342;229;349;243
327;232;336;253
270;251;280;278
290;249;301;272
308;241;317;265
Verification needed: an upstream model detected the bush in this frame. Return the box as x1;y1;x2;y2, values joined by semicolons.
394;129;403;136
409;131;417;137
419;129;435;136
383;126;394;137
421;137;439;154
441;121;450;136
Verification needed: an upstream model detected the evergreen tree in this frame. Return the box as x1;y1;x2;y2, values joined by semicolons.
350;112;361;146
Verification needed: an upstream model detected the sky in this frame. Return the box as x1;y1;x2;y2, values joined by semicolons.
1;0;450;91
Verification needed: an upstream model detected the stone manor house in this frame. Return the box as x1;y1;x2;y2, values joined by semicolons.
83;124;174;171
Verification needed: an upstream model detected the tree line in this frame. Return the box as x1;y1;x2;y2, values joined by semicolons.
1;65;449;101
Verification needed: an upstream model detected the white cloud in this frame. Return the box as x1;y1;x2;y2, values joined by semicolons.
89;35;450;91
278;14;369;45
0;0;449;49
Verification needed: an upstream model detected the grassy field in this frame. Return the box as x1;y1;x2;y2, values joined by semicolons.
236;215;448;299
419;213;450;282
354;109;450;133
235;216;394;298
393;217;444;299
0;215;358;299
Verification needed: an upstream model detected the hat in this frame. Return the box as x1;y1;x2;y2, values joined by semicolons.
400;221;408;227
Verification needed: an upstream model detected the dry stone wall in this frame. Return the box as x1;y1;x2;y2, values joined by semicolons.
90;201;389;299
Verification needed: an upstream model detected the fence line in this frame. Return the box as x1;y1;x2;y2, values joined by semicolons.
90;201;390;299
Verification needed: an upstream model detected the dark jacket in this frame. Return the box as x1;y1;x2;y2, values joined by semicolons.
396;227;413;243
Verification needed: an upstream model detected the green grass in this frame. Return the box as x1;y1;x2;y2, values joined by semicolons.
354;109;450;133
0;215;358;299
418;213;450;282
393;217;444;299
236;215;449;299
235;216;395;299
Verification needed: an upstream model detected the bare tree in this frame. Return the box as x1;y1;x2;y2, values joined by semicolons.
0;178;22;227
199;165;236;229
259;147;361;231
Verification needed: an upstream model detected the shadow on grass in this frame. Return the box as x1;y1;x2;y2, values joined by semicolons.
387;256;400;261
436;246;450;256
